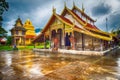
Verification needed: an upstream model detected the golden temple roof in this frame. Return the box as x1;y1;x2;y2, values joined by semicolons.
10;17;26;32
14;17;23;27
33;4;114;42
24;19;36;36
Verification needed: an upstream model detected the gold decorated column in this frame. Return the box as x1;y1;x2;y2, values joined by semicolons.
62;23;65;48
49;28;51;49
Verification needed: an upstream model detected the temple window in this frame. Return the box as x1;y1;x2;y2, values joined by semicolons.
16;30;18;35
51;30;56;38
82;16;86;21
18;31;21;35
22;31;24;35
73;9;77;13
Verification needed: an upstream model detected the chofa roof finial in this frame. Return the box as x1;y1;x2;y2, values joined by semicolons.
64;1;66;8
52;6;56;14
73;1;75;7
82;3;85;12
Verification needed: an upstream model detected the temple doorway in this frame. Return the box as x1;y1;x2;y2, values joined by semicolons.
65;33;71;49
57;29;62;48
16;39;19;45
51;29;63;49
51;30;57;49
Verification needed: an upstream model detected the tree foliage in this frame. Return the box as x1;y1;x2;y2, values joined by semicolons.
0;0;9;25
0;0;9;37
6;36;12;45
0;26;7;33
0;26;7;37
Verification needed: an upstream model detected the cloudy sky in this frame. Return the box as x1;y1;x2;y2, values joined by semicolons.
2;0;120;35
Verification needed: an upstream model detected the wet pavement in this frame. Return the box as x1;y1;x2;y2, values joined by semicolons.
0;50;120;80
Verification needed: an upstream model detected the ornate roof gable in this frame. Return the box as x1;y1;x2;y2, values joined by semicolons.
14;17;23;27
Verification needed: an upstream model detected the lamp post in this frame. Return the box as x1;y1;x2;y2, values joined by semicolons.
106;18;108;32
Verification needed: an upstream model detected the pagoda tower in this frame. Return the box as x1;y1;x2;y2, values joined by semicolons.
10;17;26;46
23;19;36;45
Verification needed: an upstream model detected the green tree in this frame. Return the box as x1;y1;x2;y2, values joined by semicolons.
0;26;7;37
6;36;12;45
0;0;9;26
0;0;8;37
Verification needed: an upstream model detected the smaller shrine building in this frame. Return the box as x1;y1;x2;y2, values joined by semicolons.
10;17;36;46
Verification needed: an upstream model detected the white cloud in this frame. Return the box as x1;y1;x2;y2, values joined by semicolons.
23;0;63;28
3;0;120;34
3;19;16;35
104;0;120;12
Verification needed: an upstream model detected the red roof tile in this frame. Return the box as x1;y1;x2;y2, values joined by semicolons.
57;14;73;25
0;38;6;42
86;23;100;30
26;35;36;38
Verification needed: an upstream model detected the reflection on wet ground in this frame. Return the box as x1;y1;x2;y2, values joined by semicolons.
0;50;120;80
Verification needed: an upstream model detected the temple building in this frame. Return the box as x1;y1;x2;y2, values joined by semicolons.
33;3;116;51
10;18;36;46
10;17;26;45
23;19;36;45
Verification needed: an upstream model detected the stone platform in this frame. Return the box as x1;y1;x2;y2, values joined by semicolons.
33;47;120;56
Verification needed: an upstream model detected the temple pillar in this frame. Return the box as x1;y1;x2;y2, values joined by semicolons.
91;37;94;50
23;37;25;46
21;37;23;45
82;33;85;51
71;22;75;50
34;43;36;48
58;28;63;49
20;37;22;45
29;38;31;44
14;37;16;45
49;28;51;49
44;34;46;49
23;37;26;46
100;40;103;51
62;24;65;49
71;31;75;50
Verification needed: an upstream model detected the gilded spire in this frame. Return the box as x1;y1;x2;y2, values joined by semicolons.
15;17;23;27
24;19;33;26
82;3;85;12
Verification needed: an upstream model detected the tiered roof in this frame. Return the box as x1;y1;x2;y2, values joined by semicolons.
33;3;114;42
10;17;26;32
72;5;96;22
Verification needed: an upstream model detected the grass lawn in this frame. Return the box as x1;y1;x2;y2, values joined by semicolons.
0;44;50;51
0;46;13;51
